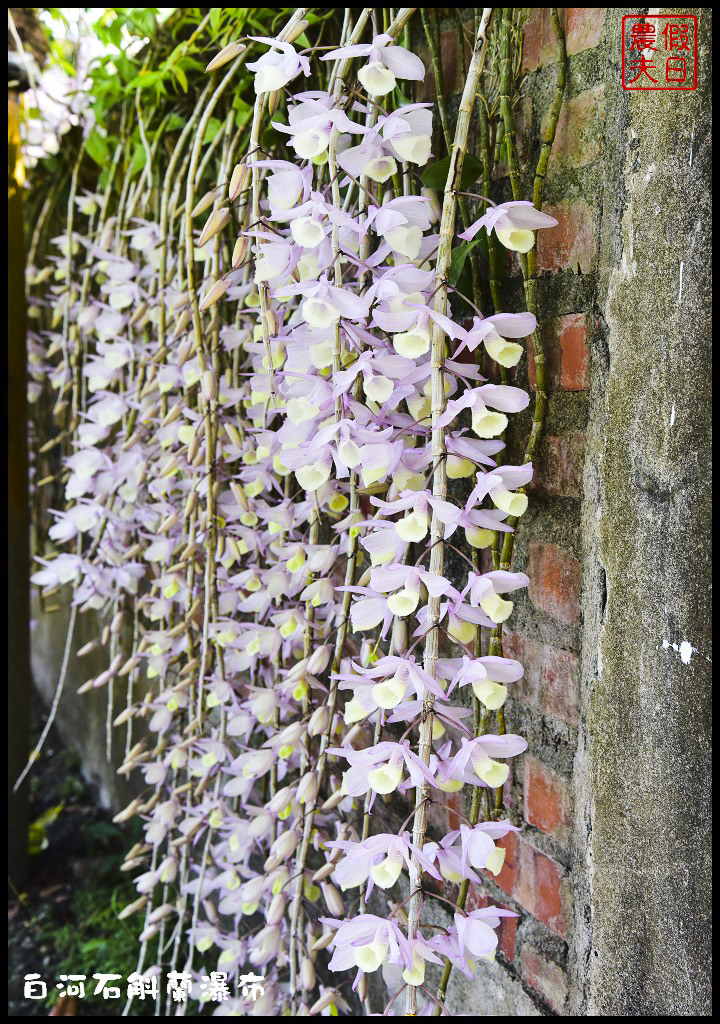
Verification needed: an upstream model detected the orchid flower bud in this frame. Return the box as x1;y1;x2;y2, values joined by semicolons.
297;771;319;804
320;882;344;917
283;19;309;44
199;278;229;311
197;207;230;248
307;704;330;737
266;892;286;926
300;956;316;991
228;162;250;201
205;41;246;73
190;189;217;218
307;645;331;675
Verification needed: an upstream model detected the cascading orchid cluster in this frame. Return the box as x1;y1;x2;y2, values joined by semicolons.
27;8;559;1017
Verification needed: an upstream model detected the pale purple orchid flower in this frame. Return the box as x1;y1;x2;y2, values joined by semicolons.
445;733;528;790
376;104;434;165
437;383;530;438
341;653;449;708
323;913;412;979
369;562;458;619
326;830;442;897
455;907;519;959
459;568;529;627
453;311;537;368
359;521;408;568
274;274;369;329
337;135;399;185
246;38;311;95
322;33;425;97
273;96;366;160
252;158;313;212
459;199;558;252
439;653;524;712
387;700;473;739
327;739;437;798
441;820;520;879
371;485;502;544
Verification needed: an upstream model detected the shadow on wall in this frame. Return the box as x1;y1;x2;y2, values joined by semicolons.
30;589;148;813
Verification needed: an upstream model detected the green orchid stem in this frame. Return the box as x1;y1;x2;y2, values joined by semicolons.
405;11;494;1017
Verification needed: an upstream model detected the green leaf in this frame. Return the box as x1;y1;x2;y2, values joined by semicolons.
450;238;485;286
128;8;159;36
28;802;65;856
85;129;110;167
165;113;186;133
80;938;109;954
202;117;223;145
125;69;164;91
420;153;485;192
128;144;147;179
172;65;188;93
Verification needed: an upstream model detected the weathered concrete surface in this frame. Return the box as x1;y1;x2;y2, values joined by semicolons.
575;7;712;1016
30;593;140;812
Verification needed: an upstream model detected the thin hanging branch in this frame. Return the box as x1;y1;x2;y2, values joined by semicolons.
405;9;494;1016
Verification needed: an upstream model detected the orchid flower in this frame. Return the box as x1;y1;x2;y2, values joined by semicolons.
459;199;559;252
322;34;426;97
247;38;311;94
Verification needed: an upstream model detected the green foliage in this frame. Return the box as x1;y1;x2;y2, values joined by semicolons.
28;802;65;856
41;873;158;1016
421;153;485;191
450;236;487;287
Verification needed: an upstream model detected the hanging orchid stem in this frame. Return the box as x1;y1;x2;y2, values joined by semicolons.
478;97;502;313
499;7;566;574
421;8;483;309
25;8;547;1017
405;10;494;1017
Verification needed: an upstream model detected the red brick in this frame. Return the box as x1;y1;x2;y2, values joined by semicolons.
523;9;606;73
546;85;606;170
539;645;581;724
416;27;468;102
559;315;591;389
527;313;591;392
446;791;462;831
524;756;571;843
527;432;586;499
503;632;580;726
513;837;571;939
520;945;568;1012
537;201;596;275
497;908;519;962
493;830;519;898
521;9;557;73
528;542;582;625
565;8;606;56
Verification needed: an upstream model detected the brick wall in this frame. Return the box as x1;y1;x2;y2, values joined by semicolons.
409;8;712;1017
488;12;603;1011
415;9;606;1015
